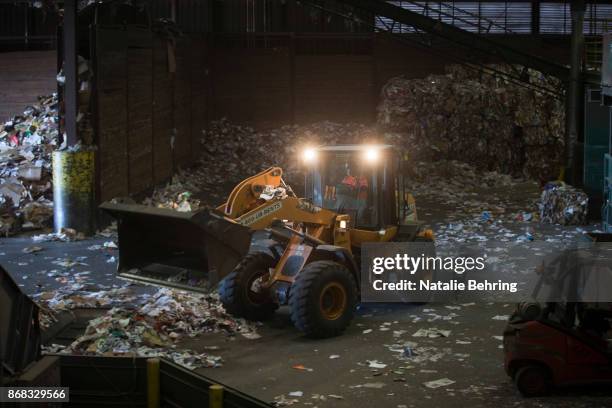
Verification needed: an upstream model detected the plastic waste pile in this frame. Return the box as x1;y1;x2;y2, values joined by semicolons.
538;181;588;225
0;94;58;236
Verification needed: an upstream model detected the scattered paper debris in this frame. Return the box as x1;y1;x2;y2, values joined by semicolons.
33;228;84;243
367;360;387;369
423;378;456;389
22;245;43;254
413;328;451;338
272;395;299;407
292;364;314;372
351;382;386;389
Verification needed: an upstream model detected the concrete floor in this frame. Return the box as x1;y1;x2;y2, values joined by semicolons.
192;305;612;408
2;182;612;407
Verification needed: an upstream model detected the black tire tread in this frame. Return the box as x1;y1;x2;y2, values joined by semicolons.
219;252;278;321
288;260;357;338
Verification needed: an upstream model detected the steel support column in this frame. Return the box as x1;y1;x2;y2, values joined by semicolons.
531;1;540;36
62;0;78;146
54;1;96;235
567;0;586;185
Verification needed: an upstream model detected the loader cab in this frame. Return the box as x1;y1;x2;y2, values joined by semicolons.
303;145;402;230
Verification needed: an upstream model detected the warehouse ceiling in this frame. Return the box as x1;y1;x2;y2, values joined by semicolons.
301;0;602;95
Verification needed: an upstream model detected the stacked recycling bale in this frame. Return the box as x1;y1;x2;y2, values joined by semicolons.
377;64;565;181
538;181;589;225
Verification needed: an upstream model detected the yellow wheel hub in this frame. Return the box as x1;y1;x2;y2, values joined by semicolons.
319;282;347;320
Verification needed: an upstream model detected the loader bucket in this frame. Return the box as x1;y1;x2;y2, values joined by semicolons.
100;202;253;292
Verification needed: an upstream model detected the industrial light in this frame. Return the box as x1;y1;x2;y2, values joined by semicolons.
303;148;317;163
364;146;380;163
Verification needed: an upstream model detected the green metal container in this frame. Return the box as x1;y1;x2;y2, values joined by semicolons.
584;87;611;218
604;153;612;231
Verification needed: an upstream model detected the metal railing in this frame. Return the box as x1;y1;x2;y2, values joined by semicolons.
377;1;612;36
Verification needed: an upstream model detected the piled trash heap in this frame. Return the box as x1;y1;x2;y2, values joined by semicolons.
378;64;565;181
407;159;534;219
0;95;58;236
538;181;589;225
44;288;260;370
147;119;587;225
146;120;379;210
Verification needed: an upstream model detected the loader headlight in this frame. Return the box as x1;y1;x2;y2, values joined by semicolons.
364;146;380;163
303;148;317;164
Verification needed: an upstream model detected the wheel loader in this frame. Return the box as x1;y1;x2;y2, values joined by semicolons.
101;144;434;338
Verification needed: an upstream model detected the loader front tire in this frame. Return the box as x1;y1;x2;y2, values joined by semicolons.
289;261;357;338
219;253;278;321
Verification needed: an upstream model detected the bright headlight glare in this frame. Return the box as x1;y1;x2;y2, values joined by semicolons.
364;147;379;163
303;148;317;163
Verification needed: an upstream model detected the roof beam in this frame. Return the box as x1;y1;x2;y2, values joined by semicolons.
336;0;571;81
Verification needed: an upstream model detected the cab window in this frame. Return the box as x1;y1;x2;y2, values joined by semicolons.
312;152;378;229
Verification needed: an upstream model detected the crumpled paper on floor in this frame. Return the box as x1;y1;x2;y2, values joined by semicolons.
41;288;260;370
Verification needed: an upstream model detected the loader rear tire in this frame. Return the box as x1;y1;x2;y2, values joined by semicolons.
219;252;278;321
289;261;357;338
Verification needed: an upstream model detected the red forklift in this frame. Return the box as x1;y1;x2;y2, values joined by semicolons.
503;233;612;397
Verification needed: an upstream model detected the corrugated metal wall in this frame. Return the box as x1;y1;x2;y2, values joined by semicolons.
149;0;211;32
208;32;570;127
95;28;129;202
208;0;372;33
294;54;374;123
190;36;209;168
152;36;174;184
173;38;193;166
211;35;293;127
127;29;154;194
208;33;377;126
0;50;56;121
0;1;58;51
94;27;208;201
